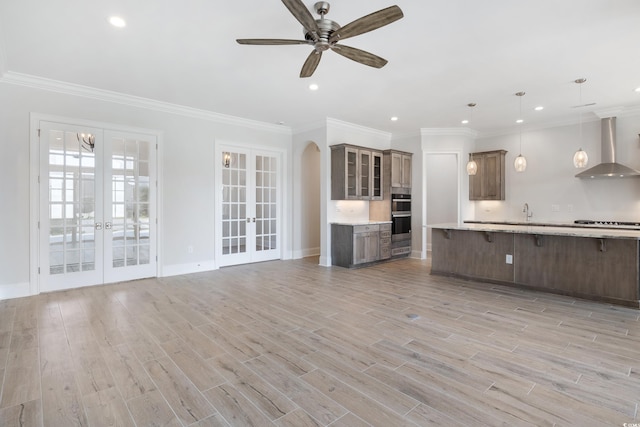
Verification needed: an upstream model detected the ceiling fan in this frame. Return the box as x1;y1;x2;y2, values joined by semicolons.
236;1;404;78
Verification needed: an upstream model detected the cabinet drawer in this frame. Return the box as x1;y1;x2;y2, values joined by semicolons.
391;246;411;256
354;224;379;234
380;230;392;239
379;237;391;246
380;246;391;259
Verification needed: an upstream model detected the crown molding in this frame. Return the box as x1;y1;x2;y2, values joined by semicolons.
0;71;292;135
593;105;640;119
292;119;328;135
326;117;392;140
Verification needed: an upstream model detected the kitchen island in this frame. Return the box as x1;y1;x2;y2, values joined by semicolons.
430;222;640;307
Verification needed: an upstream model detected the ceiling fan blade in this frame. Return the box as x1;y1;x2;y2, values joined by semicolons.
281;0;320;41
329;5;403;43
331;44;388;68
300;50;322;78
236;38;310;45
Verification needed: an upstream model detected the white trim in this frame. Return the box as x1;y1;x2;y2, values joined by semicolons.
326;117;392;139
161;261;218;278
296;247;320;259
2;72;292;135
0;283;32;301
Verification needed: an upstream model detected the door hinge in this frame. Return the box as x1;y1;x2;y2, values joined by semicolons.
38;267;40;274
37;175;40;184
155;218;158;224
156;143;158;150
155;255;158;261
37;221;40;229
37;129;41;137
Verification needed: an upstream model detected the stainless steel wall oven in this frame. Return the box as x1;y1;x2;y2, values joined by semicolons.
391;193;411;239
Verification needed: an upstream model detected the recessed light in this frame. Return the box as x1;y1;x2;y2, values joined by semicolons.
534;106;544;111
109;16;126;28
461;119;469;124
516;119;524;124
390;116;399;121
635;87;640;93
308;83;319;91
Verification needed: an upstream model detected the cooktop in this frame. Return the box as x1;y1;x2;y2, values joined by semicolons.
574;219;640;227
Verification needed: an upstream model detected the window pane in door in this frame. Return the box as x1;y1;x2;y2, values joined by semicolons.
221;152;247;256
111;137;152;267
48;130;96;275
255;155;277;252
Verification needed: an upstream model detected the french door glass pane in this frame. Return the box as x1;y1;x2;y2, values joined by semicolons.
222;152;247;255
111;137;151;267
48;130;96;274
255;155;277;252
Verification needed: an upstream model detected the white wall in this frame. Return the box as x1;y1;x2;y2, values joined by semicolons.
426;153;458;253
473;115;640;222
300;142;321;257
0;81;293;298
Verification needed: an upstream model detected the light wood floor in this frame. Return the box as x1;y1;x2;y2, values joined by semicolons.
0;257;639;426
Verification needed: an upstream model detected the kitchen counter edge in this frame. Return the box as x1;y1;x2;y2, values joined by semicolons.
429;222;640;239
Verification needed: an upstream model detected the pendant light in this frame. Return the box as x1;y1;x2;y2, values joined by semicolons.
573;78;589;168
465;103;478;175
514;91;527;172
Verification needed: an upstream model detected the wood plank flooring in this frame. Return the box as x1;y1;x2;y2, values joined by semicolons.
0;257;639;426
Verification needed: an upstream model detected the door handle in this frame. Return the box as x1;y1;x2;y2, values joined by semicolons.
95;222;103;230
105;222;112;230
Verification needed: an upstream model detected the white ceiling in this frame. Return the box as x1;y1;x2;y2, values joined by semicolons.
1;0;640;135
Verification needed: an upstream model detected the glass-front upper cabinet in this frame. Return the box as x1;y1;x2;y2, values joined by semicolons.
331;144;383;200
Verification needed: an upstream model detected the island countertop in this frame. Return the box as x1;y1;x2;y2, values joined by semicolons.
429;222;640;240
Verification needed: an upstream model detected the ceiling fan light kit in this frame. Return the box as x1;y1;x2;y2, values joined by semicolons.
236;0;404;77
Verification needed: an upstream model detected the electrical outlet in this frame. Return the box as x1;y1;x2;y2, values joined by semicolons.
551;204;560;212
187;245;194;254
567;204;574;212
506;254;513;264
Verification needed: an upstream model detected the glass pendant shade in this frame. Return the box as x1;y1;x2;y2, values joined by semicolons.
573;148;588;168
466;159;478;175
514;154;527;172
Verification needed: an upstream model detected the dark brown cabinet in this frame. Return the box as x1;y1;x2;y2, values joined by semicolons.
469;150;506;200
331;144;383;200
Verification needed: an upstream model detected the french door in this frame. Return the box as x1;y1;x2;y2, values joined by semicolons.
38;121;157;292
216;147;281;267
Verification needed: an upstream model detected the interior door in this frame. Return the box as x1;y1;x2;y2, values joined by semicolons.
217;147;281;267
40;122;104;291
103;131;157;283
38;121;157;292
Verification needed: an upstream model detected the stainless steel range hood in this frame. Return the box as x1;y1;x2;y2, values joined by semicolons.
575;117;640;178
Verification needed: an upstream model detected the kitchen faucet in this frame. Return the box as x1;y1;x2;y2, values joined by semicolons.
523;203;533;222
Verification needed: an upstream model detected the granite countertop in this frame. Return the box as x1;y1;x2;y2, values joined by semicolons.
429;222;640;240
331;221;392;226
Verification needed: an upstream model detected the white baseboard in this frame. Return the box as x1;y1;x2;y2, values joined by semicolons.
161;261;218;277
0;282;33;301
293;247;320;259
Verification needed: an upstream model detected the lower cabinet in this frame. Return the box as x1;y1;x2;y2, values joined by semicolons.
332;223;392;268
431;228;640;306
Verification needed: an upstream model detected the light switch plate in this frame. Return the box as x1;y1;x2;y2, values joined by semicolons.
506;254;513;264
